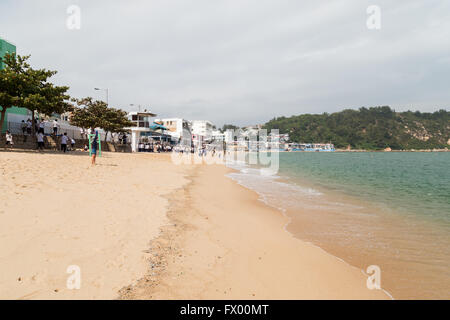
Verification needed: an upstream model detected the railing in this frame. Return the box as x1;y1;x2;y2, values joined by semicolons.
4;122;23;135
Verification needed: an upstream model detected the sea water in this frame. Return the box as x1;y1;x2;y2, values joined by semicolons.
227;152;450;299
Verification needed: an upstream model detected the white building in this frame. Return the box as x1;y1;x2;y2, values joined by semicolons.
126;111;157;152
224;130;234;144
191;120;214;142
216;130;235;144
211;130;225;142
127;111;156;128
154;118;192;140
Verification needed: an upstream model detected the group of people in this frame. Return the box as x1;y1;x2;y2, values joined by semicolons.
3;117;76;153
4;120;100;165
138;141;172;153
35;130;75;153
172;144;222;158
20;118;60;138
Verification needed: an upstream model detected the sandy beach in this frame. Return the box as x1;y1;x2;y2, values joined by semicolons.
0;151;192;299
0;151;389;299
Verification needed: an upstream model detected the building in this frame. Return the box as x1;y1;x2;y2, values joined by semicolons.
126;111;157;152
126;111;176;152
0;38;31;133
211;130;225;142
224;130;234;144
191;120;214;142
127;111;156;128
154;118;192;141
0;38;16;69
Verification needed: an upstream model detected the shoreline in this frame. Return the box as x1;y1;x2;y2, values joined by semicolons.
120;161;390;300
226;169;398;300
228;153;450;299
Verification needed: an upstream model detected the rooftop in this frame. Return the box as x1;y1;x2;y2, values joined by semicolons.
128;111;157;118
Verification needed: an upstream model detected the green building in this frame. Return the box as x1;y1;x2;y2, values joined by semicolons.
0;38;31;133
0;38;16;69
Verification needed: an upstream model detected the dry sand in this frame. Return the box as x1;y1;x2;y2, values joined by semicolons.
0;151;192;299
0;151;389;299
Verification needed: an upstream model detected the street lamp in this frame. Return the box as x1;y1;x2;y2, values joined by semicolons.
94;87;109;106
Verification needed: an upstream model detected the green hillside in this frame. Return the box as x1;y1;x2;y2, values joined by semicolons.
263;107;449;150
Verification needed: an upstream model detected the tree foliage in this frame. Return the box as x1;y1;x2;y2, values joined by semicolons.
263;106;449;150
101;107;134;140
220;124;240;133
0;53;72;133
71;97;108;130
71;97;134;140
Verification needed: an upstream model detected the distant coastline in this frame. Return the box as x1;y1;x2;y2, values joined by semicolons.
251;148;449;153
335;148;449;152
263;107;449;151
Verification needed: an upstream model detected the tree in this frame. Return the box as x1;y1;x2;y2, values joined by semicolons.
263;107;449;150
0;53;72;135
24;82;72;131
70;97;108;131
101;107;134;142
0;54;29;134
221;124;239;133
71;97;134;141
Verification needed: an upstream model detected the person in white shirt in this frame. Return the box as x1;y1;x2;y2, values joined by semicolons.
61;132;69;153
71;138;76;150
36;132;45;151
5;130;13;149
53;119;59;136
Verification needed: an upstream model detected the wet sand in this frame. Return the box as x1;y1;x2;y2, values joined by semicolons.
120;162;389;300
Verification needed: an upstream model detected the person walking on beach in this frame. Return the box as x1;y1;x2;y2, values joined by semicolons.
61;133;69;153
71;138;76;151
91;131;99;165
5;130;13;150
36;131;45;151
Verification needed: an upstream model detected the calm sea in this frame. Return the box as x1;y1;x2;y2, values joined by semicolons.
227;152;450;299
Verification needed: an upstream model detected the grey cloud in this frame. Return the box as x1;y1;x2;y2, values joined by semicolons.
1;0;449;126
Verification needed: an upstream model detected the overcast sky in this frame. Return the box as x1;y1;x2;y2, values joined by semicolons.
1;0;449;126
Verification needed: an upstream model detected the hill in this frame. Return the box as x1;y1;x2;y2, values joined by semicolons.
263;107;449;150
